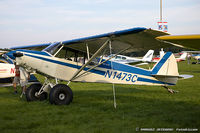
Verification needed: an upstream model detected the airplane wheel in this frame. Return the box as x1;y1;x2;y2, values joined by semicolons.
26;84;48;101
49;84;73;105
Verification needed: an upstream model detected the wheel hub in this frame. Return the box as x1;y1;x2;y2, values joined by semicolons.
59;93;65;100
35;92;38;97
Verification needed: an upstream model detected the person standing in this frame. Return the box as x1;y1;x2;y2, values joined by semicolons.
13;64;20;94
19;67;30;98
13;63;30;97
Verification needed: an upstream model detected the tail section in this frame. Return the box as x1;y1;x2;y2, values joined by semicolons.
176;52;187;62
151;52;179;85
142;50;154;62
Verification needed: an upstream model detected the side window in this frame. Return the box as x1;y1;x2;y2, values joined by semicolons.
122;57;126;60
55;48;66;58
60;47;87;64
116;56;121;59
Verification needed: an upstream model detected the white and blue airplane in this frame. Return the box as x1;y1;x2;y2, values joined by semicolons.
5;27;195;105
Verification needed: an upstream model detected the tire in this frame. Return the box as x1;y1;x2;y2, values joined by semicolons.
26;84;48;101
49;84;73;105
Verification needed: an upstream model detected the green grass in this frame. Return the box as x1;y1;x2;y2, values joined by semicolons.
0;61;200;133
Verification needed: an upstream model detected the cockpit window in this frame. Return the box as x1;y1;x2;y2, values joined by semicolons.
42;42;62;55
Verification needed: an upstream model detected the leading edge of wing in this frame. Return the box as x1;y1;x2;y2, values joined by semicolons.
62;27;147;45
10;27;147;49
10;43;51;50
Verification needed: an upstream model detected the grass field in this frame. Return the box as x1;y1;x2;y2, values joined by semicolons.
0;61;199;133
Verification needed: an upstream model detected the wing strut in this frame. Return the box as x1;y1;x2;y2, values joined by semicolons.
86;43;90;60
71;46;131;80
69;39;110;82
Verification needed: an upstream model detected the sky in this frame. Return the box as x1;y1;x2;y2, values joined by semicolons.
0;0;200;48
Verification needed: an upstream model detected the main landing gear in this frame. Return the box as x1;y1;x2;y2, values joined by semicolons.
25;78;73;105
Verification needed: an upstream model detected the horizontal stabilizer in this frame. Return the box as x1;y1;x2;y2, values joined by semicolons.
179;74;193;80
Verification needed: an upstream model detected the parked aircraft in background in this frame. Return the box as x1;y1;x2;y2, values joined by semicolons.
0;53;39;87
4;27;194;106
183;51;200;60
0;59;15;87
103;50;154;65
193;54;200;61
152;50;187;62
176;52;188;62
179;51;200;64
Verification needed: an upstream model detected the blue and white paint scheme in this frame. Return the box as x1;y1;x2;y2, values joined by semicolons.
6;27;182;105
9;49;178;86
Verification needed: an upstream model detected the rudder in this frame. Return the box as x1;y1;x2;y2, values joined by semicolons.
151;52;179;85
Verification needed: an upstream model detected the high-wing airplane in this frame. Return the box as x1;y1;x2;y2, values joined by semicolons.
102;50;154;65
5;27;193;105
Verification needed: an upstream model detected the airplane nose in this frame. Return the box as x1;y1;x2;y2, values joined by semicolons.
13;52;23;57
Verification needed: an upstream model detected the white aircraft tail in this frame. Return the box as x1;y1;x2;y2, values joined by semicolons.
179;52;187;60
151;52;179;85
142;50;154;62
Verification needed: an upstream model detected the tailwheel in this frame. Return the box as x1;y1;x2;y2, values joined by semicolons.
49;84;73;105
163;86;179;94
26;84;48;101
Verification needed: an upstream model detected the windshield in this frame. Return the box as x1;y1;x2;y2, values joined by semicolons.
42;42;62;55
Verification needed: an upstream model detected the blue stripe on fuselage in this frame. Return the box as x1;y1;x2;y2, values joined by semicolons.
23;52;173;85
25;54;105;76
99;60;152;77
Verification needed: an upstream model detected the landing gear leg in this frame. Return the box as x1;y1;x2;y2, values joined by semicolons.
163;86;179;94
26;77;54;101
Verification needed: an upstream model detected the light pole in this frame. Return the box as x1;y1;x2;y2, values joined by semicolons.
160;0;162;22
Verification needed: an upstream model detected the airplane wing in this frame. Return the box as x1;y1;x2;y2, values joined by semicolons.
11;43;51;51
61;28;170;54
11;27;170;55
156;34;200;50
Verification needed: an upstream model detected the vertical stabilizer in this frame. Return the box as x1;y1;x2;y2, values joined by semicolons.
180;52;187;60
151;52;179;85
142;50;154;62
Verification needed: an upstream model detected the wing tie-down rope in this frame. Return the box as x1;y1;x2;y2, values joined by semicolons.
109;40;117;109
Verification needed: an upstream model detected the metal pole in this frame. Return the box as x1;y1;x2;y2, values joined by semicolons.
160;0;162;22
